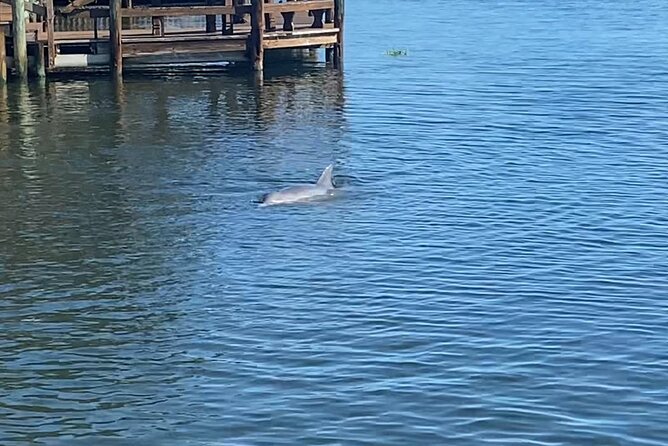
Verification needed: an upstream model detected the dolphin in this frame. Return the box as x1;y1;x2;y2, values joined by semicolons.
260;164;336;206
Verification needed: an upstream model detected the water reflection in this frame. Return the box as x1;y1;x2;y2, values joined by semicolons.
0;69;346;445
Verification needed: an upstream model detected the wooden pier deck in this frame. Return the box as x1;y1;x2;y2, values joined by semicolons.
0;0;344;82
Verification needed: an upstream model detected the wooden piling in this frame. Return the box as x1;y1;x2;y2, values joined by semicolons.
333;0;344;70
0;29;6;84
109;0;123;78
249;0;264;73
34;42;46;78
45;0;55;68
11;0;28;80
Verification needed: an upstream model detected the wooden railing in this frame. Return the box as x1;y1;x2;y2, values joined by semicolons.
264;0;333;31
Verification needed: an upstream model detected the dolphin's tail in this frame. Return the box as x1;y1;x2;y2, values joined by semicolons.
316;164;334;189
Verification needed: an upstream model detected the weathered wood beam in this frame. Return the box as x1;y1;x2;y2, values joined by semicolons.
333;0;342;69
121;6;234;18
123;39;245;57
11;0;28;80
109;0;122;78
249;0;263;72
263;33;336;49
45;0;55;68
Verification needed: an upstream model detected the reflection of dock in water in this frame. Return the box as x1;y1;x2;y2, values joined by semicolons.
0;67;346;164
0;69;346;266
0;0;344;82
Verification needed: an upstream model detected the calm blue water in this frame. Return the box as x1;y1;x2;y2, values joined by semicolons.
2;1;668;444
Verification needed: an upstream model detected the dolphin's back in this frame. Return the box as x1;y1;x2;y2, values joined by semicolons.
260;164;336;206
262;184;329;205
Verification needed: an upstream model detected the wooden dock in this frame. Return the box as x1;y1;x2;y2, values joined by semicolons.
0;0;344;82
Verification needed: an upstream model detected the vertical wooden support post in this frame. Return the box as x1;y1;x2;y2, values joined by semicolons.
0;29;7;84
206;16;217;33
249;0;264;73
123;0;133;30
151;0;163;36
264;0;273;31
109;0;123;78
34;42;46;78
152;17;164;36
46;0;56;68
333;0;344;70
281;11;294;31
12;0;28;81
221;0;228;35
310;9;324;28
233;0;244;25
205;0;216;33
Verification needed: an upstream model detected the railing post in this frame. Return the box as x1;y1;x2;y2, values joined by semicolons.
151;0;164;36
206;0;216;33
249;0;264;73
264;0;273;31
221;0;228;35
333;0;344;70
45;0;56;68
110;0;123;78
11;0;28;81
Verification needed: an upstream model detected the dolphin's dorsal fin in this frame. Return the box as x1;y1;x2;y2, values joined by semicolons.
316;164;334;189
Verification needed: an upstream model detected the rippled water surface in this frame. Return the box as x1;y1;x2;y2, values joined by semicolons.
2;1;668;444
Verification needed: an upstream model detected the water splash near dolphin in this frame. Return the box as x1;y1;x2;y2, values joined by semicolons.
259;164;337;206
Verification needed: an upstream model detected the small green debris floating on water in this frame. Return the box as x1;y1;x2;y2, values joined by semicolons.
386;49;408;57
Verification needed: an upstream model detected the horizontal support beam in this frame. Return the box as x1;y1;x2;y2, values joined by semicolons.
264;0;333;14
121;6;234;18
123;39;245;57
263;33;336;50
123;34;245;44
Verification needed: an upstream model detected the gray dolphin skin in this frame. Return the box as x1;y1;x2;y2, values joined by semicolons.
260;164;336;206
